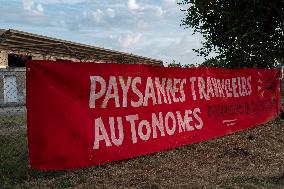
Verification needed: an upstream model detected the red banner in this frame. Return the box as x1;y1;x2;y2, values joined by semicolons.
27;60;281;170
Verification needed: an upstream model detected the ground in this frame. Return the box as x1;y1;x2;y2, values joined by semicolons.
1;115;284;189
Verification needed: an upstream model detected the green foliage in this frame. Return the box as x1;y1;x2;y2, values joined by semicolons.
168;60;196;68
179;0;284;68
200;58;227;68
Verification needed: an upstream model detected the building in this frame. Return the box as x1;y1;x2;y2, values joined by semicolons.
0;29;162;108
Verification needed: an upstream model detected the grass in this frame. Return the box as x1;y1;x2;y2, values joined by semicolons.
0;115;284;188
0;115;28;188
0;114;26;128
0;125;87;188
0;116;110;188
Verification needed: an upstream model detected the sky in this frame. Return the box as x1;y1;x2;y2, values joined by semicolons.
0;0;206;65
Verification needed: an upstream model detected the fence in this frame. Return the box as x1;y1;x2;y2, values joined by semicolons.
0;68;26;127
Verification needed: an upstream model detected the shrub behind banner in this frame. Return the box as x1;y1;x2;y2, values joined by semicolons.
26;60;281;170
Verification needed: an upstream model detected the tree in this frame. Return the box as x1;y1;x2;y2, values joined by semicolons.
200;58;226;68
179;0;284;68
167;60;196;68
